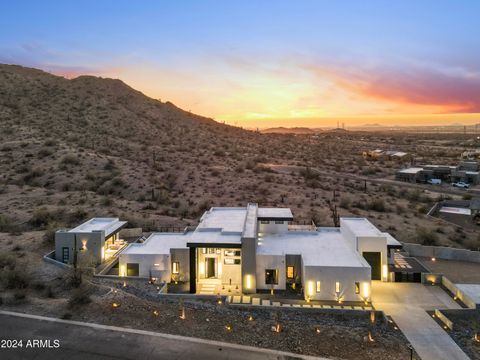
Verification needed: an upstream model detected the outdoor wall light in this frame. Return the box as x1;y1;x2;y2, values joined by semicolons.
245;274;252;289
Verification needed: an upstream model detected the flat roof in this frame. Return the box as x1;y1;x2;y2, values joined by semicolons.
340;217;382;237
197;207;247;233
383;232;402;247
69;218;127;237
121;229;243;255
258;228;369;268
397;167;424;174
439;207;471;216
257;207;293;220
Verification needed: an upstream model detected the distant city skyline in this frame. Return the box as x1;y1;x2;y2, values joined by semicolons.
1;1;479;127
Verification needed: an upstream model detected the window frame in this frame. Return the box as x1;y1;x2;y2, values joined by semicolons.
62;247;69;263
265;269;279;285
286;266;294;279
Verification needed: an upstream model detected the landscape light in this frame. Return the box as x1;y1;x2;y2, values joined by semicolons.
431;257;436;262
315;327;321;334
112;303;120;308
153;310;159;316
368;331;375;342
225;324;232;331
248;315;253;321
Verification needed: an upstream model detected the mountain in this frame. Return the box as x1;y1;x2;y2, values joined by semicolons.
0;64;302;229
260;127;315;134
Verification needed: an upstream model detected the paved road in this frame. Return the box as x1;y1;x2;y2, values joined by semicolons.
372;282;469;360
0;311;323;360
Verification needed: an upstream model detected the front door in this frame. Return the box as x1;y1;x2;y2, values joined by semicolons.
363;252;381;280
206;257;216;278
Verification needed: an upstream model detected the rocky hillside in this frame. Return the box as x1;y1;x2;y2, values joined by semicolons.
0;64;305;230
0;64;477;250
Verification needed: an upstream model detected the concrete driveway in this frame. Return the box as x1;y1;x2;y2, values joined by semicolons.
372;282;469;360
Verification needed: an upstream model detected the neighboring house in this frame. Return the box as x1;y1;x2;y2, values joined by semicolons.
363;149;411;162
55;218;127;265
119;203;398;302
396;161;480;184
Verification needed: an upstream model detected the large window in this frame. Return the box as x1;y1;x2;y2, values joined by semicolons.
265;269;278;285
172;261;180;274
287;266;294;279
127;263;139;277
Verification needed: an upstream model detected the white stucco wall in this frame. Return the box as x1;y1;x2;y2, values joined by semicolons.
357;236;388;280
119;253;170;280
258;221;288;234
303;265;371;301
255;254;286;290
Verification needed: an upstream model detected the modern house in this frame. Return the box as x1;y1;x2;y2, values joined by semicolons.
119;203;399;302
396;161;480;184
363;149;411;162
55;218;128;265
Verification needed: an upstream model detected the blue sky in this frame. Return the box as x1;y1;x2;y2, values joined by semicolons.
1;1;480;126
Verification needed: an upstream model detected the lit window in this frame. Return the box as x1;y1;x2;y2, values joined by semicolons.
172;261;179;274
287;266;294;279
355;282;360;294
335;282;341;293
316;281;321;292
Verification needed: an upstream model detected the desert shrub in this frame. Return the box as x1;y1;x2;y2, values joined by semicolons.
29;208;55;228
23;168;44;184
43;139;57;147
368;198;386;212
37;147;53;158
101;197;112;207
416;227;438;246
0;214;15;232
0;253;16;269
68;286;91;307
60;154;80;166
2;268;30;289
43;221;61;244
340;197;351;209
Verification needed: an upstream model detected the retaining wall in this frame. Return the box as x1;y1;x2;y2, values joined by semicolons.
402;243;480;263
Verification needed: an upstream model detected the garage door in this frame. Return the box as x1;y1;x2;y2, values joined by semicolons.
363;252;381;280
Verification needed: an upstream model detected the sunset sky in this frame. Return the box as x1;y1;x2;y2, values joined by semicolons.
1;1;480;127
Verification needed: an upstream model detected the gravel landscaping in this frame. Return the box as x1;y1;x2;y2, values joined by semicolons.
440;309;480;360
